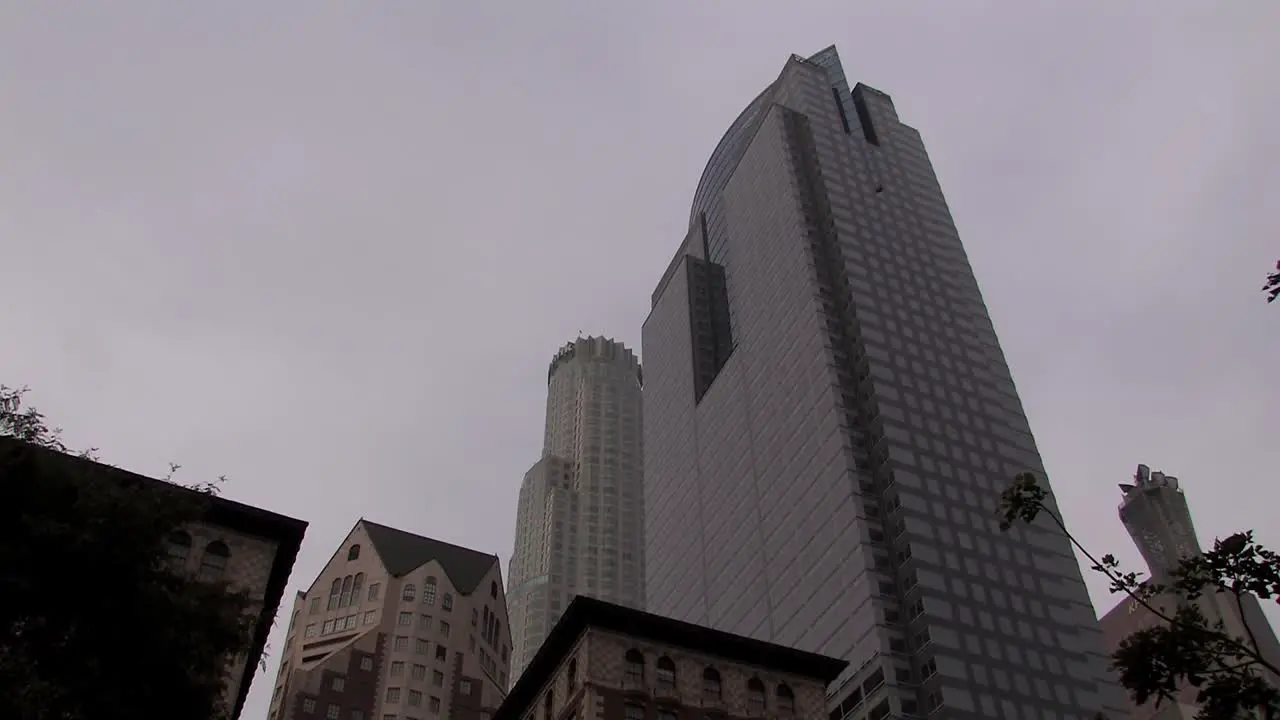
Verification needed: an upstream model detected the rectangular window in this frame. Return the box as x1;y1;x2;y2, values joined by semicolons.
415;639;429;655
386;687;401;703
327;704;341;719
439;621;450;637
303;698;317;713
458;679;472;695
360;656;374;671
408;691;423;707
309;597;322;614
368;583;381;601
420;614;432;630
305;624;318;638
390;661;405;677
346;615;357;630
412;664;427;680
332;677;345;691
398;612;413;627
394;636;408;652
432;670;444;687
322;620;335;634
428;697;441;712
364;610;377;625
435;645;447;661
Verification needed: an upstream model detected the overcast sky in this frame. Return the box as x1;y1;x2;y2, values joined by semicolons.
3;2;1278;717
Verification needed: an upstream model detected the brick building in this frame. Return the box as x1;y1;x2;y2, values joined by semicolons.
495;596;846;720
1;436;309;719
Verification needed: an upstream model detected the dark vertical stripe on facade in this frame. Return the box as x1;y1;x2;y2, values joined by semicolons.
850;87;880;146
780;107;925;708
686;256;733;404
831;87;852;135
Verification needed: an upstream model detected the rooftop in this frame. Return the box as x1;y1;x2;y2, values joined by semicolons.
360;519;499;595
495;596;848;720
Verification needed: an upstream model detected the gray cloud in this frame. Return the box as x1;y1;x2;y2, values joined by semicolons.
2;3;1277;716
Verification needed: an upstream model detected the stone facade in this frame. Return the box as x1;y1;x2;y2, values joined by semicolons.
496;599;842;720
267;521;512;720
172;519;284;714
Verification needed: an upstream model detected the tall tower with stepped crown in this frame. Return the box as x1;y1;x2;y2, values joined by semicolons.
506;336;644;685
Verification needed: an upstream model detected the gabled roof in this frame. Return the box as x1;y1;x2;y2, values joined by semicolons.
496;596;848;720
360;520;498;595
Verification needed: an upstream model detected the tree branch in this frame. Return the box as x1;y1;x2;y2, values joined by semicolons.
1232;586;1266;676
1029;498;1280;678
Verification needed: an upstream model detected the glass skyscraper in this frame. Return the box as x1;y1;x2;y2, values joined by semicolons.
642;46;1123;719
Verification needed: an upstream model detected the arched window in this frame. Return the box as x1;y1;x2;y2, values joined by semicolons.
339;575;354;607
328;578;342;610
701;667;722;700
167;530;192;564
198;541;230;582
347;544;361;561
351;573;364;604
442;593;453;611
624;649;645;684
491;581;499;599
656;656;676;690
776;684;795;713
423;577;438;606
747;677;765;713
403;584;417;602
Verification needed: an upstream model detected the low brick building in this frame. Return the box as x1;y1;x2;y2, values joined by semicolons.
1;436;309;719
495;597;846;720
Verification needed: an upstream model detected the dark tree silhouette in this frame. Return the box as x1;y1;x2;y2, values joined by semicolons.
0;385;258;720
1000;472;1280;720
1265;259;1280;304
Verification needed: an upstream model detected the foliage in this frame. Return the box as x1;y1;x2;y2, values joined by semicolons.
1000;471;1280;720
1266;259;1280;304
0;385;257;720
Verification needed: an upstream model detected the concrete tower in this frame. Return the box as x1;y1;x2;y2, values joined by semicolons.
1118;464;1200;584
1101;466;1280;719
641;46;1124;719
507;336;644;683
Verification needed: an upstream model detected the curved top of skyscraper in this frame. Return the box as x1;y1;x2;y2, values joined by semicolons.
689;87;772;228
545;335;642;387
689;46;851;229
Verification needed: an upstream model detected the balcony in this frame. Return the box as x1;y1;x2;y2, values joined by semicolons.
652;680;679;701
